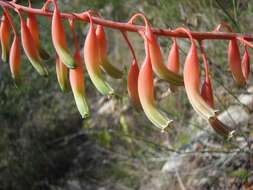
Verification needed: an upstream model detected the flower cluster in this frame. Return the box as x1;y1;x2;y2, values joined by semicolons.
0;0;252;139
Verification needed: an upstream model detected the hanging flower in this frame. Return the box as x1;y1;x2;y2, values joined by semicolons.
138;33;173;131
19;12;48;76
55;56;69;92
0;12;10;62
96;25;123;79
228;39;246;86
83;14;114;95
69;19;89;118
9;35;21;85
51;1;76;68
27;12;49;60
127;59;142;110
242;46;250;81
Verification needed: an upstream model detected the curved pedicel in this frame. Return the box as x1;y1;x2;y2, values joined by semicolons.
242;45;250;81
128;13;184;86
51;0;76;68
0;10;11;63
199;41;214;108
96;25;123;79
175;27;234;138
18;11;48;76
83;13;114;95
138;32;173;131
55;56;69;92
69;19;89;118
9;35;21;85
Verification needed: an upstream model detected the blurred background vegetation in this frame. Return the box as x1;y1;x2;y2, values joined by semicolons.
1;0;253;189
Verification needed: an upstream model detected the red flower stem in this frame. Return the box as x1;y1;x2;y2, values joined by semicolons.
198;40;209;81
121;31;137;62
0;0;253;41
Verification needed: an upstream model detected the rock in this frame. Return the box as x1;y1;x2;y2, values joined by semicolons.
217;105;250;127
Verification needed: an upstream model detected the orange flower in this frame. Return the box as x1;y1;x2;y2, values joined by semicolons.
55;56;69;92
228;39;246;86
138;33;173;131
27;13;49;60
19;13;48;76
127;59;142;110
69;19;89;118
51;2;75;68
167;38;180;91
83;15;114;95
145;26;183;86
167;38;179;74
242;46;250;81
175;27;234;138
9;35;21;85
0;12;10;62
70;51;89;118
96;25;123;79
201;77;214;108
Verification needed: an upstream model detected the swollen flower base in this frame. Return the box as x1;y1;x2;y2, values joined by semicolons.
0;0;252;139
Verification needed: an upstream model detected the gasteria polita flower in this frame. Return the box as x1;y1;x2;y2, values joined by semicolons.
201;77;214;108
242;46;250;81
228;39;246;86
51;2;75;68
19;13;48;76
167;38;180;91
27;12;49;60
69;19;89;118
9;35;21;85
0;12;10;63
167;38;180;74
138;33;173;131
83;15;114;95
55;56;69;92
177;27;234;138
145;26;184;86
96;25;123;79
70;51;89;118
128;59;142;110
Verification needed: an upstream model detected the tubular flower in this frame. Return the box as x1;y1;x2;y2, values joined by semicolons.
9;35;21;85
19;14;48;76
242;46;250;81
55;56;69;92
0;13;11;62
27;13;49;60
96;25;123;79
127;59;142;110
83;15;114;95
70;51;89;118
201;77;214;108
145;26;184;86
176;27;234;138
138;34;173;131
69;19;89;118
167;38;180;74
51;3;75;68
167;38;180;91
228;39;246;86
